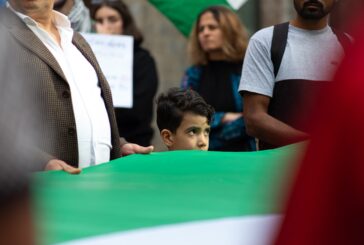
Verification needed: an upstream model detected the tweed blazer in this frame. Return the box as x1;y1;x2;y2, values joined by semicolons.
0;8;122;168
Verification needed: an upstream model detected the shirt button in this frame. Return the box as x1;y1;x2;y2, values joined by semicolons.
62;91;70;98
68;127;75;136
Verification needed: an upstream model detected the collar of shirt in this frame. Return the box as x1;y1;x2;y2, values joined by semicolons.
7;2;73;40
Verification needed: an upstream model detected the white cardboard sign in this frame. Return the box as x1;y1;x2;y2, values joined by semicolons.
82;33;134;108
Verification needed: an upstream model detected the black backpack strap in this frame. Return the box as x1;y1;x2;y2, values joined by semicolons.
332;28;351;52
271;22;289;78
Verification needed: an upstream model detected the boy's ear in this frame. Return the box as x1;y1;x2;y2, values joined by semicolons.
160;129;174;148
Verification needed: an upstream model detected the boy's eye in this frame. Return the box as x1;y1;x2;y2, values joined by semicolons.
205;128;211;135
187;129;197;136
187;128;199;136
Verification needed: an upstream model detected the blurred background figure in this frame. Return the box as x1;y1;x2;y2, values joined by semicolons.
181;5;255;152
0;162;34;245
274;5;364;245
91;0;158;147
0;0;5;7
53;0;92;32
0;20;36;245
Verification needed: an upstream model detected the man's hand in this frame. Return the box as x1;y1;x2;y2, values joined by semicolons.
44;159;81;174
121;143;154;156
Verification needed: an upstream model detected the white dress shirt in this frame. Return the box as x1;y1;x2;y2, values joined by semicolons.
8;4;112;168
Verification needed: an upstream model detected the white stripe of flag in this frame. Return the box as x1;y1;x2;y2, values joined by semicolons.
56;215;281;245
227;0;249;10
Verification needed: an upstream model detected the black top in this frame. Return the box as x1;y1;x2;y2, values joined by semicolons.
114;43;158;146
198;60;242;113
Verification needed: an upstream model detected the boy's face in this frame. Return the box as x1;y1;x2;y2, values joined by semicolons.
161;112;210;151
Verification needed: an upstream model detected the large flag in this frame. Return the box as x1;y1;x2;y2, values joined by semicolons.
34;144;303;245
148;0;249;37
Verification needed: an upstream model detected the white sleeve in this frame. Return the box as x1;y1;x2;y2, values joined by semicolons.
239;30;275;97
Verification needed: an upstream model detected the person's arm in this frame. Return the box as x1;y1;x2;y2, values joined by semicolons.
239;28;308;146
210;112;242;129
221;112;243;124
243;92;309;146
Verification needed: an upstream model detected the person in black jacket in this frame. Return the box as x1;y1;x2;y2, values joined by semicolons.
91;0;158;146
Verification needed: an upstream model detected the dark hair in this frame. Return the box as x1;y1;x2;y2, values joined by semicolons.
90;0;144;44
156;88;215;133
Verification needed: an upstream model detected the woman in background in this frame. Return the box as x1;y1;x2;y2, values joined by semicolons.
91;0;158;146
182;5;255;151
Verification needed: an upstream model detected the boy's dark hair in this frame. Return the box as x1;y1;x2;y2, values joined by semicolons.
156;88;214;133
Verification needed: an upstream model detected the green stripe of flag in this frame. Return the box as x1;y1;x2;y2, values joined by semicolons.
34;144;303;244
148;0;248;37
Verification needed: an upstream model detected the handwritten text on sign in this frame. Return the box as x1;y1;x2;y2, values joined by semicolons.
82;33;134;108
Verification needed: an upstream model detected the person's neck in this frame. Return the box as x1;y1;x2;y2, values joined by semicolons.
290;15;329;30
31;12;62;46
31;13;54;31
208;50;225;61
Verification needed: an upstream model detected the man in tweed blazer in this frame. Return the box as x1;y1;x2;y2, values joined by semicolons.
0;0;153;173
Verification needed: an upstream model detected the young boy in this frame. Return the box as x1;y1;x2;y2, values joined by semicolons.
156;88;214;151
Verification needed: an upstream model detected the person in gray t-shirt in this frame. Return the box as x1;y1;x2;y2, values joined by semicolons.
239;0;345;149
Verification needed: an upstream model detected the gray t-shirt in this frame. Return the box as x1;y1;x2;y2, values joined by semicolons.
239;24;345;97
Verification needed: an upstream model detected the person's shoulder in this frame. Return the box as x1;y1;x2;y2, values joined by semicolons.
134;44;150;56
134;44;157;65
182;65;203;83
185;65;203;74
250;26;274;42
0;7;20;28
247;26;274;51
0;6;9;18
0;11;5;30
